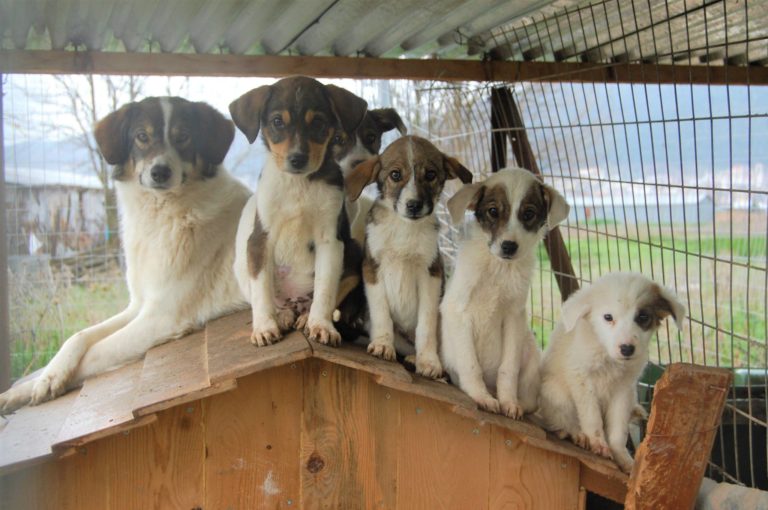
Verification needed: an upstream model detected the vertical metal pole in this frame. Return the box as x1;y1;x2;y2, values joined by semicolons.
0;74;10;391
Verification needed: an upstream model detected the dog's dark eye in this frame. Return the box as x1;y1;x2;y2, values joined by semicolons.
522;207;537;222
311;117;327;132
424;170;437;182
272;117;285;130
636;311;650;323
390;170;402;182
332;134;343;144
604;314;614;322
135;131;149;144
364;133;377;145
488;207;499;219
175;132;190;144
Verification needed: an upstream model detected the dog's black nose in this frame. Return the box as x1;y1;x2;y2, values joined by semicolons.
150;165;172;183
406;200;423;215
620;344;635;357
288;153;308;169
501;240;518;257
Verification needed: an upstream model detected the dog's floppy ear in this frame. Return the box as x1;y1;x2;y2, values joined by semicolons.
447;182;484;224
345;157;380;201
94;102;138;166
444;156;473;184
541;182;570;229
652;284;687;330
324;84;368;134
560;289;591;333
229;85;272;144
191;101;235;166
370;108;407;135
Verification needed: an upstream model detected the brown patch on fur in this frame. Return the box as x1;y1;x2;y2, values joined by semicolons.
345;158;380;200
475;184;511;241
247;209;268;278
362;247;379;285
636;284;677;330
267;138;291;169
518;183;549;232
428;255;443;278
307;138;331;175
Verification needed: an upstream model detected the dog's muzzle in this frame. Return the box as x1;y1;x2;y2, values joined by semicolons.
499;240;519;259
147;164;173;189
287;152;309;173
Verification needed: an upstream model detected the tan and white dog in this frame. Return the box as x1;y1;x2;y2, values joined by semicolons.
0;97;249;413
537;272;685;472
229;76;367;347
440;168;569;418
345;135;472;378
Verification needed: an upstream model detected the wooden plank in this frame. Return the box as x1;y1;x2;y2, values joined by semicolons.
0;390;78;474
625;363;732;510
1;50;766;85
489;425;580;510
397;391;491;509
53;361;143;448
523;433;627;481
131;329;211;416
580;464;628;504
381;372;477;410
453;405;547;441
300;360;399;510
205;310;312;383
205;364;302;510
311;341;412;386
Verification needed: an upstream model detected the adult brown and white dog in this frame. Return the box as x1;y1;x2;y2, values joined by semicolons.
440;168;569;418
332;108;407;247
229;76;367;347
0;97;250;413
345;135;472;378
536;272;685;472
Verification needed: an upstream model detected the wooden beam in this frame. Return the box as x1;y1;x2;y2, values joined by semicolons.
625;363;732;510
490;86;580;301
0;50;766;85
0;73;10;392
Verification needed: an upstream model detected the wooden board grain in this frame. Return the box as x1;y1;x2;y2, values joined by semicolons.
300;360;399;510
206;311;312;383
397;392;491;509
0;390;78;474
489;425;580;510
54;361;143;448
131;329;211;416
625;363;732;510
311;341;412;386
205;364;303;510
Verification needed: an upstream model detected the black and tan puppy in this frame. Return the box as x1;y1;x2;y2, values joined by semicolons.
230;76;367;347
345;135;472;377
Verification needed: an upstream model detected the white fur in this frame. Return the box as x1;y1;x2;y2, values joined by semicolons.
234;157;345;346
536;272;685;473
0;105;250;412
441;168;569;419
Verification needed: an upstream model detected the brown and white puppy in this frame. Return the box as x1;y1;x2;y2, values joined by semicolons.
230;76;367;347
346;135;472;378
537;272;685;472
0;97;249;412
332;108;407;247
440;168;569;418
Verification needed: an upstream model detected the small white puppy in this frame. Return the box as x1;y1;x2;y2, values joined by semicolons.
537;272;685;472
441;168;569;418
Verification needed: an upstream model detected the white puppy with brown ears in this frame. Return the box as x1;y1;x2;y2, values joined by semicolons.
441;168;569;418
537;272;685;473
345;135;472;378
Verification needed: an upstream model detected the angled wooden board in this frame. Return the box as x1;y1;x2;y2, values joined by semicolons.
300;360;400;510
311;341;412;386
204;364;303;509
0;390;78;474
131;329;212;416
206;311;312;383
54;361;144;448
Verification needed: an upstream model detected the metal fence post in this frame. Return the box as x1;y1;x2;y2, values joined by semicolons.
0;73;10;391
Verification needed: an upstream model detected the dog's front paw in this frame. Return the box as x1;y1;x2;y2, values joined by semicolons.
588;436;613;459
306;319;341;346
571;431;590;450
294;311;309;331
500;400;524;420
415;353;443;379
275;309;297;332
473;393;501;414
250;317;282;347
367;336;396;361
31;369;71;405
0;382;34;414
631;403;648;422
614;451;634;473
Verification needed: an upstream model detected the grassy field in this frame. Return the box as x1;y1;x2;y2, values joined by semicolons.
8;224;767;380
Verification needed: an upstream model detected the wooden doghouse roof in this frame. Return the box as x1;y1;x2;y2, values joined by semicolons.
0;309;628;501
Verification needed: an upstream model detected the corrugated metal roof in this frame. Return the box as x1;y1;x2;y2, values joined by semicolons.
0;0;766;66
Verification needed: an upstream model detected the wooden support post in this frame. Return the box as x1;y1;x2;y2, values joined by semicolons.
490;86;580;301
0;74;10;391
625;363;732;510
